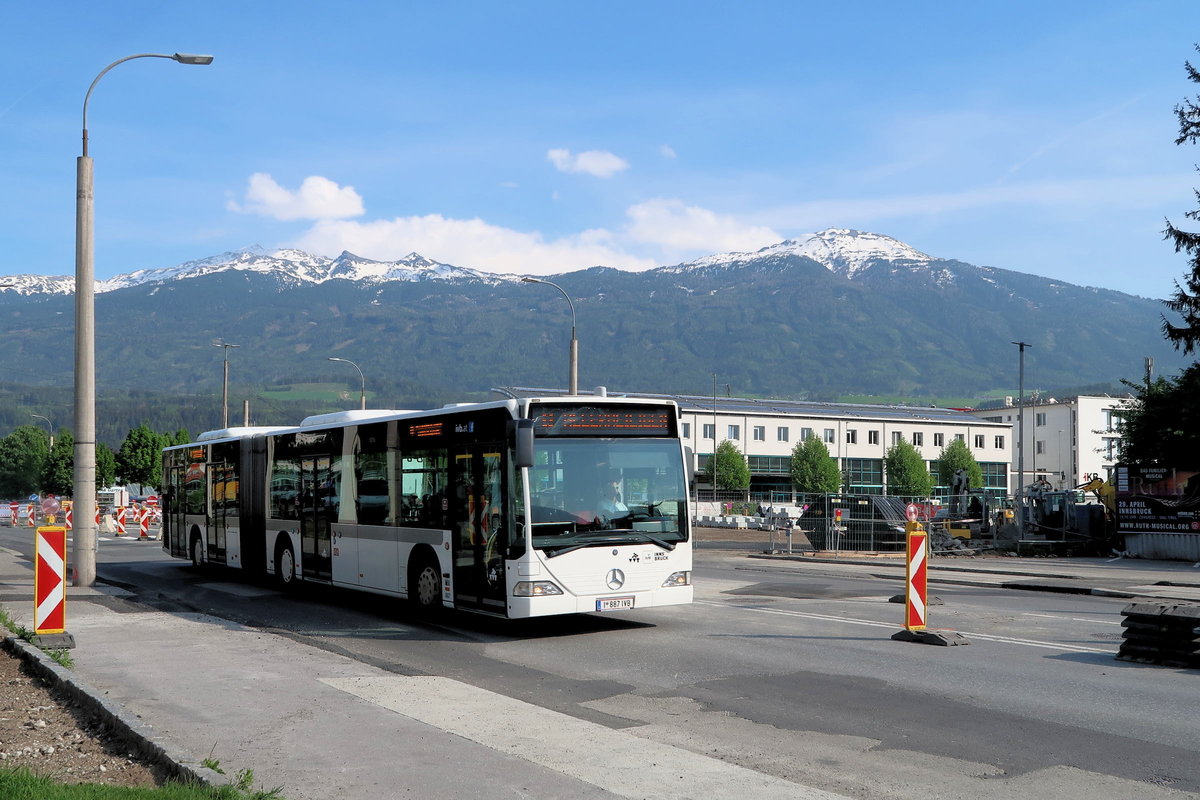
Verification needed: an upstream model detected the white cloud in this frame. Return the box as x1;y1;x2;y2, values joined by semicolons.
624;198;781;255
294;214;657;275
546;148;630;178
228;173;364;221
659;144;677;159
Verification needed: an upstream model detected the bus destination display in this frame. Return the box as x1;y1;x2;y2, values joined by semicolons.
532;405;674;437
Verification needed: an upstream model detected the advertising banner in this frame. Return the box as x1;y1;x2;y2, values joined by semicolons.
1115;466;1200;534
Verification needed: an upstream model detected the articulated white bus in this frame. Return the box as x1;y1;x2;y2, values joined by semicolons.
162;397;693;618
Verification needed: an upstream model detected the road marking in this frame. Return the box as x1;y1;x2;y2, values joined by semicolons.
696;599;1117;654
1023;612;1122;625
321;675;850;800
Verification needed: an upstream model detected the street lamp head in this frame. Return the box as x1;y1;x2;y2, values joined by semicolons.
521;277;543;284
173;54;214;65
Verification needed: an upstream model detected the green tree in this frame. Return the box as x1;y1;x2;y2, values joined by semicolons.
0;426;51;498
116;425;168;488
1118;367;1200;466
935;437;983;490
885;439;934;497
97;442;117;490
1121;46;1200;464
1164;45;1200;354
790;435;841;494
706;440;751;490
41;429;74;496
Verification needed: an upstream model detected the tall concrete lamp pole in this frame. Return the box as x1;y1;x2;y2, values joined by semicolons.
328;357;366;410
213;341;240;428
74;52;213;588
1011;340;1031;541
521;277;577;396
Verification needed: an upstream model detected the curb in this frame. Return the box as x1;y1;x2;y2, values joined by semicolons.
1;634;229;789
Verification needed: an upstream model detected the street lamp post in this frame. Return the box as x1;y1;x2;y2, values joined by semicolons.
31;414;53;450
328;357;366;410
213;341;240;428
74;52;213;588
521;277;577;395
1011;341;1031;540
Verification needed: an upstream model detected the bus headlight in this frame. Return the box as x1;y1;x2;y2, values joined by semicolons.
513;581;564;597
662;571;691;587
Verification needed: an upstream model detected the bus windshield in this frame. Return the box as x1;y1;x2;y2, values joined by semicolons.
527;438;688;556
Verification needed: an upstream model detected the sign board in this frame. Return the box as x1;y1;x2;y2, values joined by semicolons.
1115;466;1200;534
34;526;67;635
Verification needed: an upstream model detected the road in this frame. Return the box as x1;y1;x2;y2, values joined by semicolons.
6;527;1199;799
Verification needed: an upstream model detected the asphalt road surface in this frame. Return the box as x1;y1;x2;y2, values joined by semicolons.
7;528;1199;799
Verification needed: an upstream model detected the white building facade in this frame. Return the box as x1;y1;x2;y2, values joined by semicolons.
496;387;1011;500
966;395;1131;492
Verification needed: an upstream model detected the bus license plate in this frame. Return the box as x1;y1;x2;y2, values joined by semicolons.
596;596;634;612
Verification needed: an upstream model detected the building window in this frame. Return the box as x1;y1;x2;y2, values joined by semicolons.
983;415;1003;423
727;424;740;440
933;433;944;447
801;427;814;441
702;423;715;439
1036;440;1045;455
846;429;857;445
753;425;765;441
994;435;1005;449
974;435;985;448
777;427;789;442
955;433;964;442
892;431;902;445
843;458;883;493
747;456;791;475
912;432;923;447
868;430;879;445
1104;409;1123;433
1103;437;1119;461
823;428;835;443
681;422;690;439
981;462;1007;490
1036;412;1047;427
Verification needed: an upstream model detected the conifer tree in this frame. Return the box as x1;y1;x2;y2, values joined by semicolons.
1163;45;1200;354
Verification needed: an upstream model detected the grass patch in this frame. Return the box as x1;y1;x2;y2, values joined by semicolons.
0;767;283;799
1;605;72;668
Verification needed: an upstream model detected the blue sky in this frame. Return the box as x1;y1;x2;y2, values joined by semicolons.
3;1;1200;297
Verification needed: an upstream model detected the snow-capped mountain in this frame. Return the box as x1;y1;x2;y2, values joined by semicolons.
667;229;934;278
0;246;500;296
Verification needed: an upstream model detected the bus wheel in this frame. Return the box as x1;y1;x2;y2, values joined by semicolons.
275;541;297;590
409;554;441;612
189;534;204;569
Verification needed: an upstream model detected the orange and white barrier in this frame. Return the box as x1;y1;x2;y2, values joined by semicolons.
25;503;36;528
903;516;928;631
115;506;127;536
138;507;152;539
64;507;73;530
8;502;17;527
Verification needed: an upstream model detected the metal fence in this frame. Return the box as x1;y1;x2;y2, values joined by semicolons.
693;491;986;552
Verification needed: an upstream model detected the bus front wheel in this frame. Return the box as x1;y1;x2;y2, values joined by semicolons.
409;554;441;612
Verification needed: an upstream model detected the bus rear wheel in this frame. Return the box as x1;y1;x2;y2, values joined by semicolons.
275;541;297;590
409;555;441;612
189;533;203;569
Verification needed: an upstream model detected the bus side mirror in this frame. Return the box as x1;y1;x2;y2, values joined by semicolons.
514;419;535;468
683;445;695;484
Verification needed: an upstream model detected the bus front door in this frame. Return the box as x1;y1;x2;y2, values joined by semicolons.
451;448;507;613
299;456;333;581
207;461;230;565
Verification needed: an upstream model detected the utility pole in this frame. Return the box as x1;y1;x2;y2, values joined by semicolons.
1012;341;1031;540
213;341;240;428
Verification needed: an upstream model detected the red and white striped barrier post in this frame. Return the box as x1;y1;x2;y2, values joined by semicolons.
138;507;151;539
33;525;74;647
115;506;127;536
892;504;969;646
8;502;17;527
64;507;73;530
25;503;36;527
